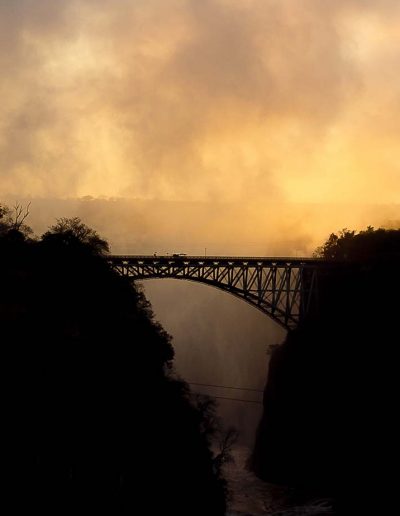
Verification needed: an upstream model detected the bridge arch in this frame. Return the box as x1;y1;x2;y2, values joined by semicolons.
109;256;321;331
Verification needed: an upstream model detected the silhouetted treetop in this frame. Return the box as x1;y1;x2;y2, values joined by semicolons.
42;216;109;255
0;203;10;234
0;201;33;239
313;226;400;262
0;202;8;220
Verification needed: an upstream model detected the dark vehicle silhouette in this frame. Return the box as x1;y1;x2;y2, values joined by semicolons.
172;253;187;258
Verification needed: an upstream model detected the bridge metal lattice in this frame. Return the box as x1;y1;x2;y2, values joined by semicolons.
109;256;323;330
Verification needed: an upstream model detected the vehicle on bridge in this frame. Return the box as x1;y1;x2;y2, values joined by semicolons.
172;253;187;258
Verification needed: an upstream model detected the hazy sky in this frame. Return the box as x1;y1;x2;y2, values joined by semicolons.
1;0;399;207
2;0;399;445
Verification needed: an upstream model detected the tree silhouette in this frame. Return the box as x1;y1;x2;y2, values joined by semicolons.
314;226;400;262
252;226;400;512
43;216;109;255
1;206;226;515
0;201;33;238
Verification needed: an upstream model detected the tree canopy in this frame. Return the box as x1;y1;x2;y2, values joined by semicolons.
42;216;110;254
1;203;226;515
0;201;33;239
314;226;400;261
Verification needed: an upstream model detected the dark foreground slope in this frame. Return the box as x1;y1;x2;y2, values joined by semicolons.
251;228;400;512
0;220;226;515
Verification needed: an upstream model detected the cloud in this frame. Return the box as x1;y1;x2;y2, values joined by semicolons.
0;0;399;205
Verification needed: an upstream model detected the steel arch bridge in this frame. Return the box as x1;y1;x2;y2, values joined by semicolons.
109;255;326;331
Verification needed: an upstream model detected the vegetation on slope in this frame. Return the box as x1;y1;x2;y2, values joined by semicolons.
252;227;400;511
1;203;226;515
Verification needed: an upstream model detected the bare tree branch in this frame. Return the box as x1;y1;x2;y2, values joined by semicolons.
12;201;31;230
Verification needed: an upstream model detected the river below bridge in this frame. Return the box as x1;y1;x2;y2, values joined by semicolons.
223;446;334;516
143;281;335;514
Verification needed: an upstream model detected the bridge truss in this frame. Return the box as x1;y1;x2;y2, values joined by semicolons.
109;256;323;330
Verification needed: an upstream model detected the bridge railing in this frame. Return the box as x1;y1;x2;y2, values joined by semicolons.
108;255;325;264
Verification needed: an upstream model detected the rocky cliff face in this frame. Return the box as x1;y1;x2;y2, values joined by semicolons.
251;252;400;511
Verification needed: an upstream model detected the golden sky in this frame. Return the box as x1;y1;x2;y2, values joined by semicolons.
4;1;399;439
1;0;399;249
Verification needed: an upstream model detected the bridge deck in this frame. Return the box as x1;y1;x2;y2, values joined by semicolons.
109;255;325;265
